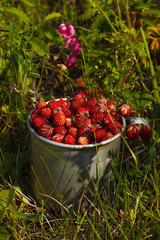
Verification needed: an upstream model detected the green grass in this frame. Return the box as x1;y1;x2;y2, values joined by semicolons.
0;0;160;239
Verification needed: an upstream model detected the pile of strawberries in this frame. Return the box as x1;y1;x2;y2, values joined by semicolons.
29;90;152;145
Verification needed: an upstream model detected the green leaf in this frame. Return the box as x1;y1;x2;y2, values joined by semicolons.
43;11;61;22
128;90;153;108
0;227;9;240
1;104;9;114
29;37;48;56
40;26;60;40
147;9;160;17
10;210;26;220
18;0;35;7
0;189;15;207
0;210;6;223
2;7;30;24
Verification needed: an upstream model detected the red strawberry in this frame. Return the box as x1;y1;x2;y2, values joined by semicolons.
36;101;47;109
65;118;73;128
90;110;104;123
106;102;116;111
140;125;152;140
53;112;66;126
78;125;91;137
48;100;60;110
107;120;122;135
78;136;89;145
66;100;70;108
67;126;78;138
37;124;54;138
52;107;63;116
103;112;115;125
76;107;89;117
30;110;39;122
90;124;101;133
110;109;122;121
32;109;40;115
127;125;140;140
97;97;107;112
86;118;92;124
94;129;108;142
46;136;52;140
32;117;46;128
73;115;86;128
69;100;82;112
61;106;72;118
52;134;64;143
73;95;85;106
119;104;131;116
104;132;113;140
58;99;68;107
86;101;97;114
63;134;75;145
54;125;66;135
86;97;97;104
39;107;52;119
75;90;86;98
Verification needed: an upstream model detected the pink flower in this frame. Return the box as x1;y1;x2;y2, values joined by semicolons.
58;23;75;38
65;37;82;51
65;52;80;67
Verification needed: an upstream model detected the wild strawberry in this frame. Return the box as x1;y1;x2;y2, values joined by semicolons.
110;109;122;121
30;110;39;122
104;132;113;140
66;100;71;108
73;95;85;106
32;109;40;115
119;104;131;116
94;129;108;142
37;124;54;138
36;101;47;109
78;125;91;137
90;110;104;123
127;125;140;140
52;107;63;116
90;124;101;133
65;118;73;128
69;100;82;112
52;134;64;143
97;97;107;112
107;120;122;135
76;107;89;117
58;99;68;107
53;112;66;126
48;100;60;110
106;102;116;111
86;118;92;124
103;112;115;125
86;97;97;104
32;117;46;128
63;134;75;145
61;106;72;118
54;125;66;135
46;136;52;140
140;125;152;141
86;101;97;114
39;107;52;119
78;136;89;145
67;126;78;138
75;90;86;98
73;115;86;128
